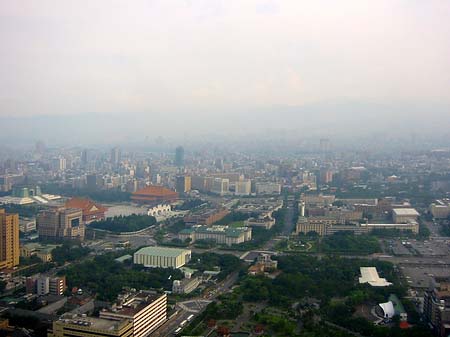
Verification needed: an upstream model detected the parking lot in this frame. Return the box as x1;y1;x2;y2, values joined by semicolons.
400;265;450;288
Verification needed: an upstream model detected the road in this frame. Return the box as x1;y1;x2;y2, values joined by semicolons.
151;272;239;336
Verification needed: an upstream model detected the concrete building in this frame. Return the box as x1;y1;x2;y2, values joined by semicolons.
255;182;281;195
51;157;66;172
37;276;50;296
50;276;67;296
100;291;167;337
65;198;107;224
183;208;229;226
110;146;122;167
244;217;275;230
424;278;450;337
49;315;133;337
0;209;20;270
211;178;229;195
175;175;192;194
235;179;252;196
178;225;252;246
430;199;450;219
37;206;84;240
172;277;201;294
175;146;185;167
392;208;419;224
133;246;191;269
360;221;419;234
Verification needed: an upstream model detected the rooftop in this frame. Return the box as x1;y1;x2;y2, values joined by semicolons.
134;246;191;257
359;267;392;287
392;208;419;216
59;315;130;331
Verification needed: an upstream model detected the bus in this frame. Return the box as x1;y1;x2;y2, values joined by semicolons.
174;327;182;335
179;320;187;327
187;314;194;322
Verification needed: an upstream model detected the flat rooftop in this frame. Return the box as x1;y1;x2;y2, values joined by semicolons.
134;246;190;257
59;315;129;330
392;208;419;216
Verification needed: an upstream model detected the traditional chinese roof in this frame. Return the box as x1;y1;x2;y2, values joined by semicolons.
65;197;107;216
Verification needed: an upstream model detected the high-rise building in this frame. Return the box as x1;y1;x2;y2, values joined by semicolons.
51;157;66;172
175;175;191;194
81;149;89;167
211;178;229;195
175;146;185;167
49;315;133;337
111;147;121;167
100;291;167;337
235;179;252;196
86;174;101;190
0;209;20;269
36;206;84;240
319;138;331;153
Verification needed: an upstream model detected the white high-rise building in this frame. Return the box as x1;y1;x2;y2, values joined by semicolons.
212;178;229;196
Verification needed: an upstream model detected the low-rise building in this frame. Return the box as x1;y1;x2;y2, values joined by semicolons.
430;199;450;219
26;275;66;296
20;243;59;262
360;221;419;234
392;208;419;224
172;277;201;294
133;246;191;269
244;217;275;230
183;208;229;226
255;182;281;195
178;225;252;246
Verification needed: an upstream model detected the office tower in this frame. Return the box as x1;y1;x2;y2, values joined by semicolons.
52;157;66;172
0;209;20;269
81;149;89;167
110;147;121;167
100;291;167;337
86;174;101;190
175;146;185;167
175;175;192;194
319;138;331;153
235;179;252;196
49;316;133;337
36;206;84;240
211;178;229;195
35;140;46;154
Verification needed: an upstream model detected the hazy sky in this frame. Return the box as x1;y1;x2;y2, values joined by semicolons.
1;1;450;144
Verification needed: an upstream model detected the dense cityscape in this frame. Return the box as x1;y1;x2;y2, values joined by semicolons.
0;141;448;337
2;1;450;337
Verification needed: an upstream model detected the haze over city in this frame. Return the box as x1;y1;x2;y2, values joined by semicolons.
1;1;450;147
2;2;450;337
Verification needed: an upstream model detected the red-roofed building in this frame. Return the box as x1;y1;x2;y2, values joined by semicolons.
131;185;178;205
65;198;107;223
